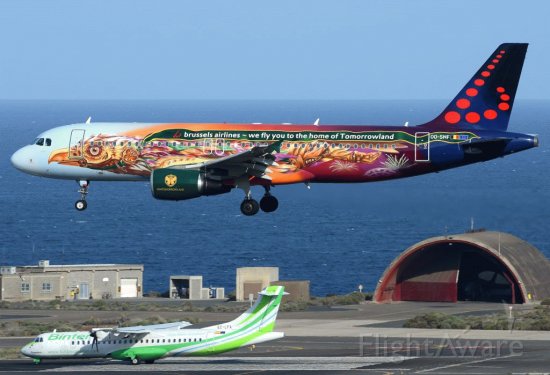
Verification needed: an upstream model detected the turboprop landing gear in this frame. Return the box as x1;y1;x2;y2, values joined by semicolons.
260;188;278;213
131;358;139;365
75;180;89;211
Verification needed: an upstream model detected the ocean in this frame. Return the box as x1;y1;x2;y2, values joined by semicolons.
0;100;549;296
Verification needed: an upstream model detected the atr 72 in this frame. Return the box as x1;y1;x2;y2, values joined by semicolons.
21;286;284;365
11;43;537;215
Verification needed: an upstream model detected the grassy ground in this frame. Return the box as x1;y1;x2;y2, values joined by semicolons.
0;291;372;338
0;347;25;360
0;299;247;313
0;292;372;314
0;314;200;337
404;305;550;331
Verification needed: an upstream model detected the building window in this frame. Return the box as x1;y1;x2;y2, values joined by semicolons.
42;282;51;292
21;283;30;293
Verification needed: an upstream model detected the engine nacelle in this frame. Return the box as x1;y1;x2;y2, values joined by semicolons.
151;169;231;201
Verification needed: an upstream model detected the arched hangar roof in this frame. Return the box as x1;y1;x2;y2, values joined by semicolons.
374;231;550;304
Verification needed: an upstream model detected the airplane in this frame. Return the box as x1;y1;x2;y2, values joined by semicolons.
11;43;537;216
21;285;285;365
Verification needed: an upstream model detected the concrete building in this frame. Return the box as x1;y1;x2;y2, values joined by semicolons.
236;267;279;301
0;260;143;301
270;280;310;303
375;231;550;304
169;275;224;300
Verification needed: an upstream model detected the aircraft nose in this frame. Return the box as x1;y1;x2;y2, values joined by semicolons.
11;146;40;175
11;147;28;172
20;344;30;356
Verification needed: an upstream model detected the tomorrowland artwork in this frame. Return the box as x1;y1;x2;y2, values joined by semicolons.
47;124;479;184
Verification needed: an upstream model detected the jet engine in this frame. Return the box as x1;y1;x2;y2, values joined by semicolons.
151;169;231;200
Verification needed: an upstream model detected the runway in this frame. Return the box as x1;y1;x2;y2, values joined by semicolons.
2;336;549;374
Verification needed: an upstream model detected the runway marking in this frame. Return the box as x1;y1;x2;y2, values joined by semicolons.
39;356;414;372
414;353;521;373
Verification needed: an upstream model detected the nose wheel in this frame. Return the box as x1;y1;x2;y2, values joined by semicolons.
75;180;89;211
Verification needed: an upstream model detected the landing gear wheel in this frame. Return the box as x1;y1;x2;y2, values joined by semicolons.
75;180;90;211
75;200;87;211
131;358;139;365
260;195;278;213
240;199;260;216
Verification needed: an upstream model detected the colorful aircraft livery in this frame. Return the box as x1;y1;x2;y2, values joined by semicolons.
21;286;285;365
10;44;537;215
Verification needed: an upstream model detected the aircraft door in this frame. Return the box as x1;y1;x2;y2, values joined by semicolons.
415;132;430;162
69;129;86;160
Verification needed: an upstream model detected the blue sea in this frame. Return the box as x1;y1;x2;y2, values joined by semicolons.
1;100;549;296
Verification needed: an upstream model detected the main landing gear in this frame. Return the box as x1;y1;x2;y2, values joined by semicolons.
239;185;279;216
75;180;89;211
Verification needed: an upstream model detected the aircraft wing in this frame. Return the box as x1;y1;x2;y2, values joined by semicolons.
172;140;282;181
115;321;193;334
91;321;193;336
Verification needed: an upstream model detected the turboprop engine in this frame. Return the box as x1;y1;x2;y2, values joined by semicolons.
151;169;231;200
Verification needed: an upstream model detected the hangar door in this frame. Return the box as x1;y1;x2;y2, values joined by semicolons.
120;278;138;298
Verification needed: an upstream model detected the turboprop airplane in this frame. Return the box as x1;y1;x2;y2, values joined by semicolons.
21;286;285;365
11;43;537;215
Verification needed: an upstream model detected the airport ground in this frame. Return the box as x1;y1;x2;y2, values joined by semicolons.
1;300;549;374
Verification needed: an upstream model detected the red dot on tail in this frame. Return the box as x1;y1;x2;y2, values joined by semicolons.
496;87;505;93
487;64;495;70
484;109;498;120
444;111;461;124
499;102;510;111
456;98;471;109
500;50;506;54
465;112;481;124
481;71;490;77
496;54;502;58
466;88;478;97
492;59;499;63
500;94;510;101
474;79;485;86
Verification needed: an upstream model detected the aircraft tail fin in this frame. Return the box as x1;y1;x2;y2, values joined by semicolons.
422;43;528;131
227;286;285;333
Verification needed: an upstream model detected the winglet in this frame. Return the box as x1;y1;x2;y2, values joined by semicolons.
86;117;92;125
313;118;320;126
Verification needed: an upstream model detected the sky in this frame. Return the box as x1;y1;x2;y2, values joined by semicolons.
0;0;549;100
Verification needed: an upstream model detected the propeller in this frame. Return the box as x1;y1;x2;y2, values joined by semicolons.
89;330;99;352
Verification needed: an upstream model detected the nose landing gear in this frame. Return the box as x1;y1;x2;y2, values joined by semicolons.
75;180;89;211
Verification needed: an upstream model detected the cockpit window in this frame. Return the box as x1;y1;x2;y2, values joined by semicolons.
34;138;44;146
45;138;52;146
34;336;43;342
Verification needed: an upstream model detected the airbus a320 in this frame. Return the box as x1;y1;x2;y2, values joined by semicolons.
11;43;537;215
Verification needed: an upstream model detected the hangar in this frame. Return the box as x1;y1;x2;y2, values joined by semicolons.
374;231;550;304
